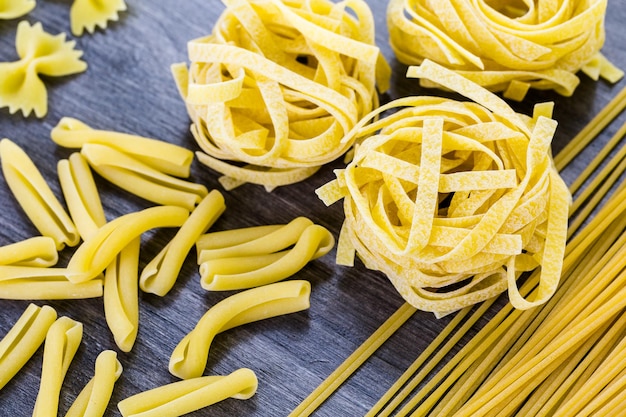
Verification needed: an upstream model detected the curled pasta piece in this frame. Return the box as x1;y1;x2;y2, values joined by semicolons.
0;304;56;391
117;368;257;417
66;350;123;417
169;280;311;379
317;60;570;314
173;0;390;189
33;316;83;417
0;236;58;267
104;238;140;352
387;0;622;100
0;266;103;299
0;0;35;19
81;143;208;211
67;205;190;282
0;21;86;117
140;190;225;296
51;117;194;178
70;0;127;36
0;139;79;250
198;223;334;291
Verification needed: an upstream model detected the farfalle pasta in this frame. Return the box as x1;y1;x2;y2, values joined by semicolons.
172;0;390;189
0;236;58;267
70;0;127;36
33;316;83;417
0;139;80;250
66;350;123;417
196;217;334;291
170;280;311;379
387;0;623;100
0;304;56;391
0;0;35;19
0;21;86;117
117;368;258;417
140;190;225;296
317;60;570;314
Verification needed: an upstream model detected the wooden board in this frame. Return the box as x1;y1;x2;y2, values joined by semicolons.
0;1;625;415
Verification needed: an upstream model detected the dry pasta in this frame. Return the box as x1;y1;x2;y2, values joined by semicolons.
169;280;311;379
51;117;194;178
33;316;82;417
0;0;35;19
140;190;225;296
0;139;80;250
387;0;623;101
81;143;208;211
0;236;58;267
67;205;189;283
117;368;257;417
317;59;570;314
0;21;86;117
70;0;127;36
0;266;103;299
0;304;56;391
66;350;123;417
198;220;334;291
172;0;390;189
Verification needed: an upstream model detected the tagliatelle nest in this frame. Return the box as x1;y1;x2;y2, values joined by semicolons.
387;0;623;101
172;0;390;190
317;60;571;316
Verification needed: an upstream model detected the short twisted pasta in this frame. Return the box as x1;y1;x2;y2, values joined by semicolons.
0;236;58;267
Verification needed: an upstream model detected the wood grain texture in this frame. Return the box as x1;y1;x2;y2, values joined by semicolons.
1;1;625;416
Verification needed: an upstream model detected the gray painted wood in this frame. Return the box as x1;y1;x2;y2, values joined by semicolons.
0;1;625;415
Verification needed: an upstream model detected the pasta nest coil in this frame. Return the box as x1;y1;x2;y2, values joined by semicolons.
318;60;571;316
172;0;390;190
387;0;622;101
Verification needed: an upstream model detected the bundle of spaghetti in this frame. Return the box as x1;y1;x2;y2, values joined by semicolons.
172;0;390;190
317;59;570;315
387;0;624;101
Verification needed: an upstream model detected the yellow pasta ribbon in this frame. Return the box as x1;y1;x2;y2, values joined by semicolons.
0;266;103;299
0;236;58;267
0;21;86;117
70;0;127;36
317;60;570;314
173;0;389;189
0;139;80;250
388;0;623;100
117;368;258;417
0;304;56;391
0;0;35;19
140;190;225;296
198;220;334;291
66;350;123;417
51;117;194;178
33;316;83;417
169;280;311;379
67;205;190;282
81;143;208;211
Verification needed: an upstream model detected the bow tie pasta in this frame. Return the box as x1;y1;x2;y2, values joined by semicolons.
0;0;35;19
70;0;127;36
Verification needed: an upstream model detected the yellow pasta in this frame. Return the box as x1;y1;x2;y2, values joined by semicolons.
173;0;390;189
51;117;194;178
66;350;123;417
388;0;623;100
140;190;225;296
0;139;80;250
0;21;86;117
0;266;103;299
0;304;56;391
81;143;208;211
317;59;570;314
169;280;311;379
0;236;58;267
70;0;127;36
0;0;35;19
117;368;258;417
67;205;189;282
33;316;83;417
198;220;334;291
